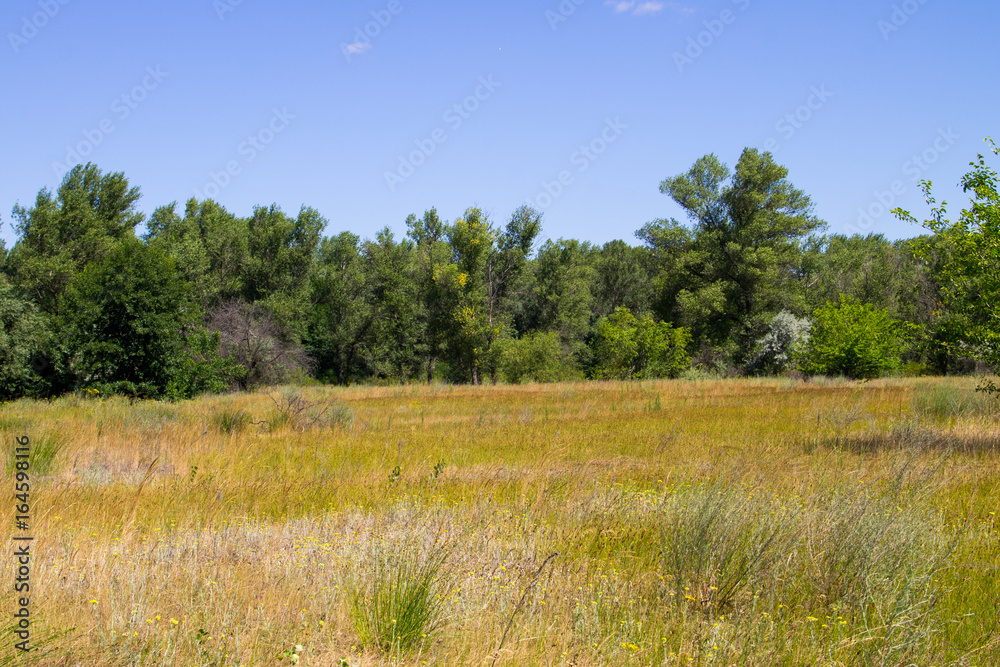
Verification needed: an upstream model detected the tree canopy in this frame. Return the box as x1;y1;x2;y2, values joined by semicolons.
0;148;991;399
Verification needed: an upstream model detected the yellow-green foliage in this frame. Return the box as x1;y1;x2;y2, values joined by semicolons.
0;377;997;665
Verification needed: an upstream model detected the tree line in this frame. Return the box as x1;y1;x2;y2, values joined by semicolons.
1;144;995;400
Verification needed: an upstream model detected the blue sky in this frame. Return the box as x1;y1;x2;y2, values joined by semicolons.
1;0;996;248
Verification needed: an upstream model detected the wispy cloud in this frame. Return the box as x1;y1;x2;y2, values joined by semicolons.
633;2;664;15
605;1;636;13
605;0;693;16
344;41;372;56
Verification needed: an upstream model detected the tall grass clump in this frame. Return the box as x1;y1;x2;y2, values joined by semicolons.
313;400;353;430
806;487;940;608
659;479;799;610
211;406;252;434
796;481;953;664
913;380;998;419
345;541;451;653
6;432;63;476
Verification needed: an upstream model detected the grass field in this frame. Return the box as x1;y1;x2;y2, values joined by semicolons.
2;377;999;666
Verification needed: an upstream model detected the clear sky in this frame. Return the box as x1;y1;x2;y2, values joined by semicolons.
2;0;997;248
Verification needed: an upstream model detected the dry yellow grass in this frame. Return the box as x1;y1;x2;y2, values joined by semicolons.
1;377;998;665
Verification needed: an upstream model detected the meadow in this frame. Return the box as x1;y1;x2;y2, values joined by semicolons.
2;377;998;666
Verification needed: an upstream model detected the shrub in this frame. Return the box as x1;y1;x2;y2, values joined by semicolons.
591;308;691;380
745;310;811;375
264;390;353;432
497;331;580;384
798;296;908;379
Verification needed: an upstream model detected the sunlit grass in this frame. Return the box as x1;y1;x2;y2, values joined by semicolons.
0;377;997;665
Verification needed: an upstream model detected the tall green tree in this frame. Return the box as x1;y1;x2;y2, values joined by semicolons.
436;206;540;384
895;138;1000;376
406;209;450;382
526;238;595;362
361;228;421;380
62;237;221;398
242;204;325;339
647;149;825;363
7;163;143;316
145;198;249;308
306;232;372;384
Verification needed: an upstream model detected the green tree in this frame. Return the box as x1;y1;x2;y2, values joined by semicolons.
145;198;249;308
798;297;907;380
649;149;824;362
437;206;540;384
361;228;421;380
0;278;49;399
526;238;595;361
242;204;326;340
63;237;221;398
406;209;451;382
593;240;654;317
7;163;143;316
306;232;372;384
895;138;1000;377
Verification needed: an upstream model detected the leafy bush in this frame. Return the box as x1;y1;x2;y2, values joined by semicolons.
591;307;691;380
745;310;811;375
497;331;580;384
798;296;907;379
166;329;244;399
